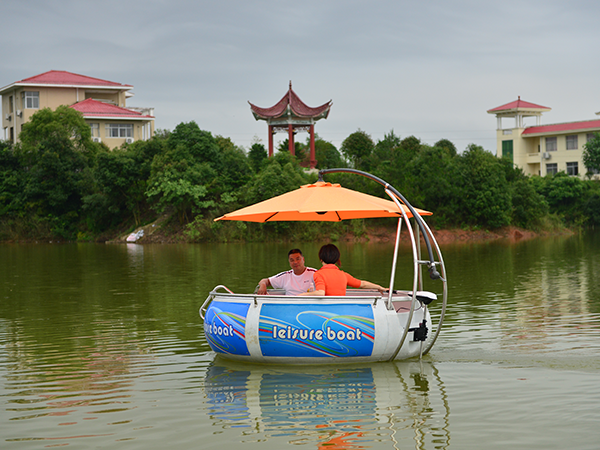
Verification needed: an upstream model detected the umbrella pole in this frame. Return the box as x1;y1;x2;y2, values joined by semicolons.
386;216;403;310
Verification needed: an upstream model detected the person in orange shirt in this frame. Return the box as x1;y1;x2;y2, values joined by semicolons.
300;244;386;296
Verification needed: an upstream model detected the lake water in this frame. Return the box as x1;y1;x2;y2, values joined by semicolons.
1;233;600;449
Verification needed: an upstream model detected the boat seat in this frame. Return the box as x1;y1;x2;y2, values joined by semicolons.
393;301;413;312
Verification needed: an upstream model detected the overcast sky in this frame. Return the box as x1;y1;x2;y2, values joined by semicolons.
2;0;599;153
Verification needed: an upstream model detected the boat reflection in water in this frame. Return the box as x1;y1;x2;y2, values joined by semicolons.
204;359;450;449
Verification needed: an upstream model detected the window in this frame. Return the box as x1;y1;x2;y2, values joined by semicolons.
502;140;513;162
22;91;39;109
586;165;599;175
545;136;557;151
588;133;600;142
566;135;578;150
566;162;578;176
546;163;558;175
89;123;99;137
106;123;133;138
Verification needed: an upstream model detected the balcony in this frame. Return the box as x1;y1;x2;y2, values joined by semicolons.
527;152;542;164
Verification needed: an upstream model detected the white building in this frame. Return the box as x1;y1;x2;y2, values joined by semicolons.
1;70;154;149
488;97;600;178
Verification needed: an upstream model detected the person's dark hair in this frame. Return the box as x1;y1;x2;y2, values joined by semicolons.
288;248;302;256
318;244;340;265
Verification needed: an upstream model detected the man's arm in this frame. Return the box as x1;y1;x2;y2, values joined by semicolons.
256;278;272;295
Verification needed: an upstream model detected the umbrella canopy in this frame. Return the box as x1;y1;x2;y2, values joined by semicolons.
215;181;432;222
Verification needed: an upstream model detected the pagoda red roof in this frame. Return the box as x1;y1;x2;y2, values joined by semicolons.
487;97;551;113
3;70;132;89
70;98;153;119
522;119;600;136
249;82;332;120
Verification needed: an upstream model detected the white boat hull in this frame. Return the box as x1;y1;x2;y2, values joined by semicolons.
202;290;433;364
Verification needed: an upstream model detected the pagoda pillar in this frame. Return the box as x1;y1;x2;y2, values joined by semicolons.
309;124;316;168
268;124;274;157
288;124;295;155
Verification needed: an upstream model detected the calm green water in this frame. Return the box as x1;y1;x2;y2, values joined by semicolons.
1;234;600;449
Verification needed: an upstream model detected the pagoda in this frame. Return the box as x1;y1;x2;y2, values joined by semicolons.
249;82;332;168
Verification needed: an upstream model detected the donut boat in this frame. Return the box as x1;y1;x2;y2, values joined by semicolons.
200;169;448;364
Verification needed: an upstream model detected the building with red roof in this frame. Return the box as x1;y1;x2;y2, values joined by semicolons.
1;70;154;148
488;97;599;178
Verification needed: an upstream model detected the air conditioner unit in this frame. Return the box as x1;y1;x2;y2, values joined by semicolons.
16;110;22;118
5;114;10;121
125;137;134;144
543;152;551;160
92;137;101;143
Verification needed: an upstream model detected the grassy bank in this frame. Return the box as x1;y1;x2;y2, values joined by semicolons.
1;210;574;245
105;214;573;245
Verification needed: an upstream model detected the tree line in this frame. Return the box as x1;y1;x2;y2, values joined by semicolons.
1;106;599;242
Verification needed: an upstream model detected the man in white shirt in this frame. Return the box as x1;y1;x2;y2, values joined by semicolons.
256;249;316;295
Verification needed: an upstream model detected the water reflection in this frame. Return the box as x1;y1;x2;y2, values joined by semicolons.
126;242;144;262
1;318;156;420
204;359;450;449
503;249;600;353
435;233;600;363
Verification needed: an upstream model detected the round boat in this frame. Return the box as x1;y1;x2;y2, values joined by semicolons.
200;169;448;364
201;288;436;364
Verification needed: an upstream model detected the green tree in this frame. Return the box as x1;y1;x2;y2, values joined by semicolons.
532;172;586;224
375;135;424;199
167;120;221;164
244;152;309;204
497;158;548;228
312;136;344;169
341;129;375;170
434;138;457;157
583;133;600;176
16;106;98;238
277;138;305;160
19;106;95;155
248;142;268;172
146;122;218;224
373;130;401;163
146;164;214;224
215;136;252;204
583;190;600;226
85;146;153;230
456;144;511;229
509;177;549;228
399;136;422;159
0;141;24;217
407;144;460;227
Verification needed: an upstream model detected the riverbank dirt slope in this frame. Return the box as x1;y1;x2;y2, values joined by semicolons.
112;216;570;245
346;225;548;244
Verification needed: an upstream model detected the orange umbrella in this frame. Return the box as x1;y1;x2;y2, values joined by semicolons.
215;181;431;222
